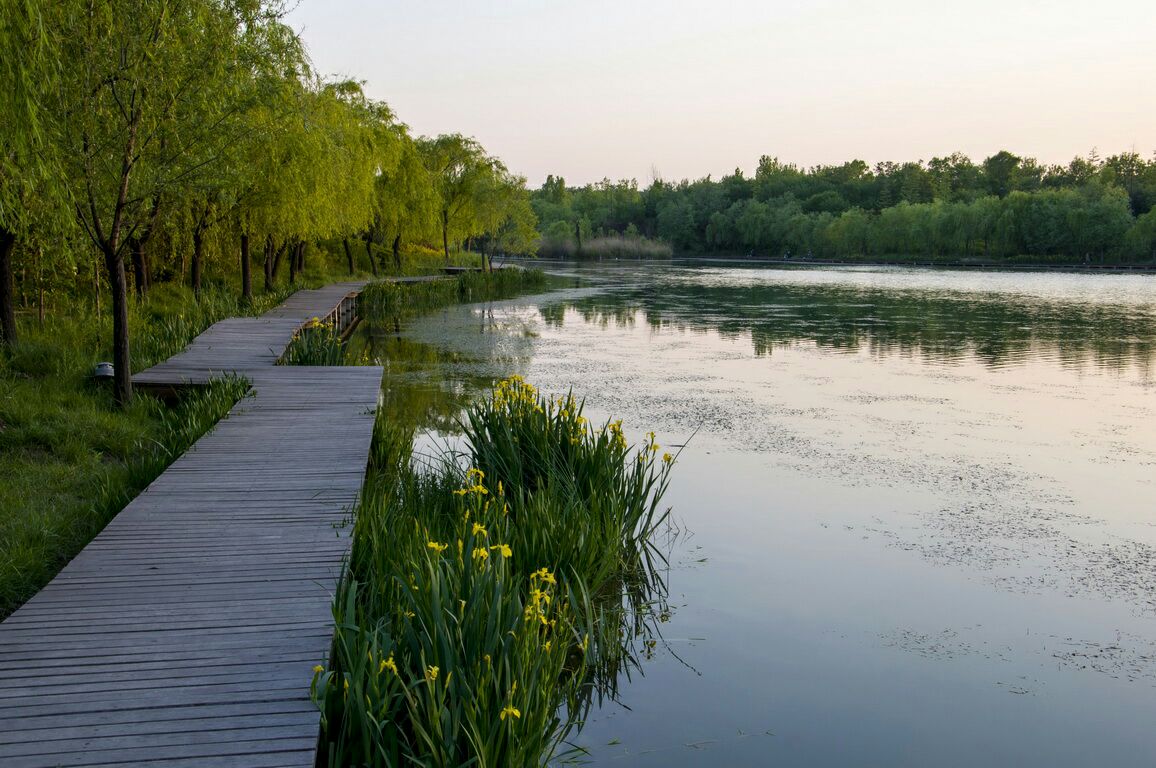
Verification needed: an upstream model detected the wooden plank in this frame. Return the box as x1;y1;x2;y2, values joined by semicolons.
0;282;386;767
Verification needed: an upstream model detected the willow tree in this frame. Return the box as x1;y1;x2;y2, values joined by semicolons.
51;0;274;403
316;80;386;276
473;165;538;269
370;128;438;272
0;0;66;345
418;134;495;264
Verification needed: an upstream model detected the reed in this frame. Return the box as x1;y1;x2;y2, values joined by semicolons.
280;316;345;366
314;378;674;766
358;270;547;329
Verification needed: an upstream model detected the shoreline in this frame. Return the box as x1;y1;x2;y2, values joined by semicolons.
511;255;1156;275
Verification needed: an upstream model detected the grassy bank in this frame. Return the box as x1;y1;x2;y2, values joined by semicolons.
313;377;672;766
0;253;408;619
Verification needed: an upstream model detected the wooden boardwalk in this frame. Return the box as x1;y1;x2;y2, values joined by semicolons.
0;282;383;767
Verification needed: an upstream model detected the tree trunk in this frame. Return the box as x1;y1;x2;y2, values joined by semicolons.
343;237;354;275
392;232;402;272
442;211;450;264
288;239;298;284
240;232;252;302
363;235;377;276
93;257;101;314
129;238;150;298
129;195;160;298
36;246;44;327
296;241;305;274
0;226;17;345
271;239;288;286
104;247;132;405
263;235;275;291
191;227;204;298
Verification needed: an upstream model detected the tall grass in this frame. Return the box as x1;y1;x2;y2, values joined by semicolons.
537;235;673;261
280;316;345;366
314;378;674;766
358;270;547;330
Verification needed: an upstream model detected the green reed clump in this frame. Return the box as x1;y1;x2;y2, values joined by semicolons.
315;378;673;767
280;316;345;366
462;376;672;594
358;270;547;329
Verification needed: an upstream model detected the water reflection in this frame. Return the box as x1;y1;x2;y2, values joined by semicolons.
351;299;681;752
545;278;1156;377
349;303;540;433
353;264;1156;767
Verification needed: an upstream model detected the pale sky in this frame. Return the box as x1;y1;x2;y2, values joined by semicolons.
286;0;1156;186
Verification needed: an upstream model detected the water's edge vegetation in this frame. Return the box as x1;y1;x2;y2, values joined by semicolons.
303;270;677;765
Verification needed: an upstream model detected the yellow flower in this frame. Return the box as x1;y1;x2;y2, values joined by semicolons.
472;522;488;538
483;654;492;665
427;540;448;554
426;665;439;682
543;640;552;652
663;452;673;463
379;654;398;675
473;547;490;562
500;705;522;721
312;664;325;674
490;543;513;558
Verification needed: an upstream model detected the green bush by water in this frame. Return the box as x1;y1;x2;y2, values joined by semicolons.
281;316;346;366
358;270;547;330
314;378;674;766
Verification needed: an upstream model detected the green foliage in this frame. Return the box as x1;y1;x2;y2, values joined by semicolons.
539;233;672;260
314;379;673;766
281;316;345;366
532;151;1156;263
358;271;547;329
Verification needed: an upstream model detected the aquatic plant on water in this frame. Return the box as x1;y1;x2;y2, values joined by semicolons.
313;377;674;766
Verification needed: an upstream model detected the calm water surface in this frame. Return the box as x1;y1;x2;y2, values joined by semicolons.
363;264;1156;766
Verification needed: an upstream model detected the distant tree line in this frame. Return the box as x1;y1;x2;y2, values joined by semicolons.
1;0;537;403
532;150;1156;263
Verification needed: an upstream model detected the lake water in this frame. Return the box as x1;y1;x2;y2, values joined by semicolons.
361;264;1156;766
